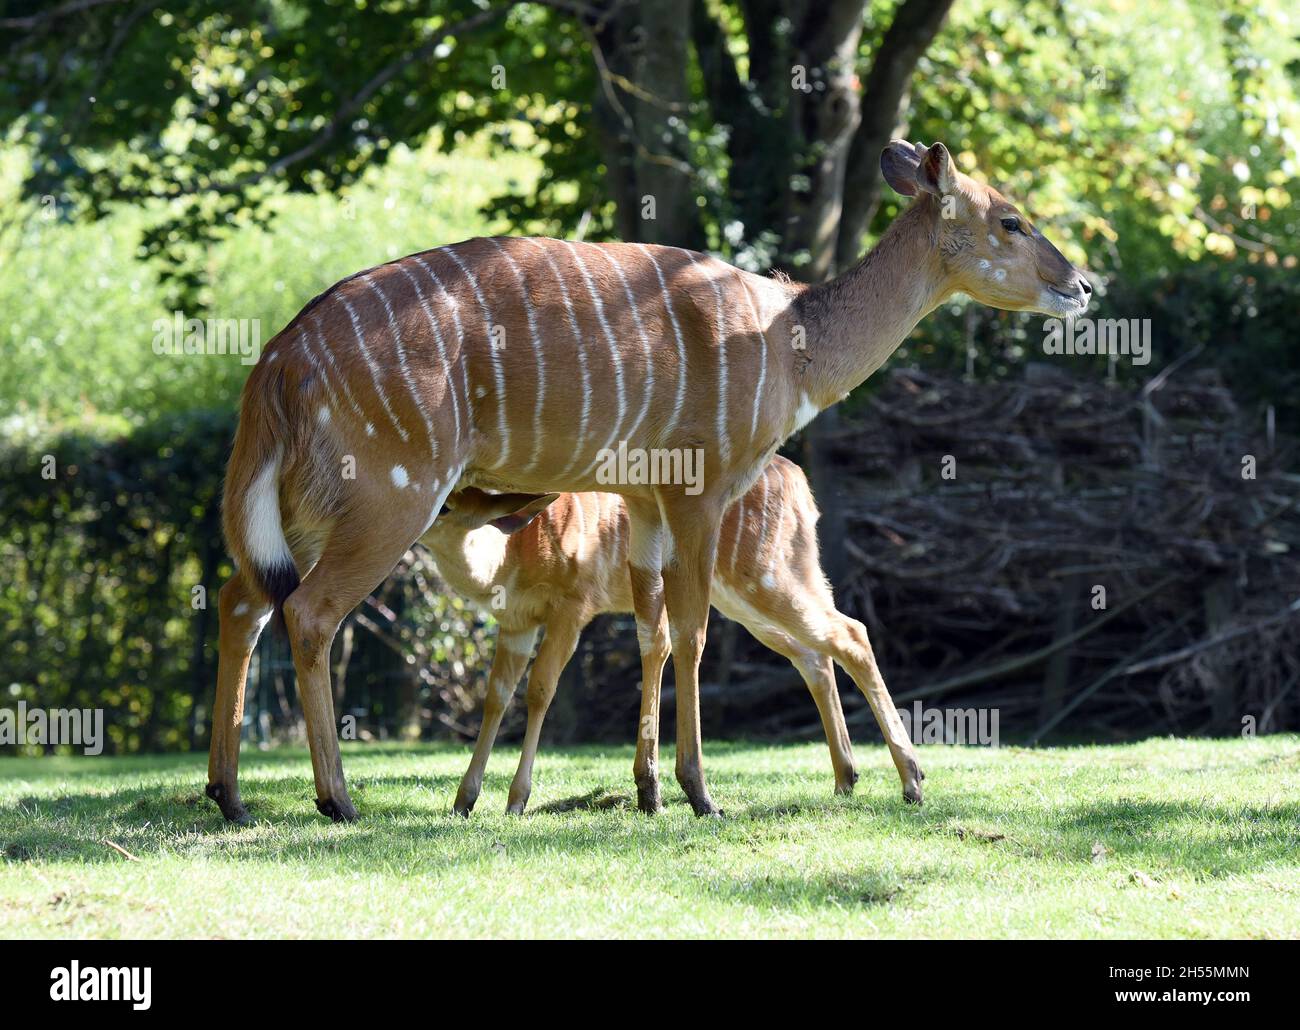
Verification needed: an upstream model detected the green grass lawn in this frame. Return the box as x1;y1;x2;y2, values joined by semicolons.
1;737;1297;939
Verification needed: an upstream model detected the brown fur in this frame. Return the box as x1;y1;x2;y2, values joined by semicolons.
210;142;1088;821
428;456;905;814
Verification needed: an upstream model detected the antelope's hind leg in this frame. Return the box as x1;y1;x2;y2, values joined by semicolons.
750;628;857;796
206;571;271;824
283;511;431;822
505;616;582;815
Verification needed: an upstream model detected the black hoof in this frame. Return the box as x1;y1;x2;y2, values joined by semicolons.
206;783;250;825
453;791;477;817
636;781;662;815
316;797;358;822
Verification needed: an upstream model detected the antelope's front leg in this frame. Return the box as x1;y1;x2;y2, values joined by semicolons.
659;496;726;817
455;628;536;816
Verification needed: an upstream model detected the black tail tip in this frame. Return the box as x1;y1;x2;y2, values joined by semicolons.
255;560;301;631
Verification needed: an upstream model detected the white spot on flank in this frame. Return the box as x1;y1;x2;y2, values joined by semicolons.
233;602;249;616
993;268;1007;282
391;464;410;488
317;405;331;425
475;385;487;399
760;572;777;590
365;422;376;437
978;259;991;271
301;323;368;426
988;234;1000;248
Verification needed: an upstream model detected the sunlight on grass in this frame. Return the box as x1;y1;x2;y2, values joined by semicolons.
1;738;1297;938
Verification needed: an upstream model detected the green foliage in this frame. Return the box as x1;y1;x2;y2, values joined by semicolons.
0;135;539;423
5;0;1297;292
2;738;1299;938
0;409;501;753
0;410;232;753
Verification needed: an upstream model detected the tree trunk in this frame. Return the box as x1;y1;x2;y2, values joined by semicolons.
631;0;701;247
591;0;703;247
835;0;955;271
778;0;866;282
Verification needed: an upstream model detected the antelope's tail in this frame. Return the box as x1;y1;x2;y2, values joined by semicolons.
222;360;303;618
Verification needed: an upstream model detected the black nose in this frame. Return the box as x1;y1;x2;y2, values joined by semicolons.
1078;276;1093;296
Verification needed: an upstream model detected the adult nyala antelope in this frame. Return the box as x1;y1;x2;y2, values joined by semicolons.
431;456;875;816
209;140;1090;823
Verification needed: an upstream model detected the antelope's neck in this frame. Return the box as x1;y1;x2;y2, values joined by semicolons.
797;197;952;407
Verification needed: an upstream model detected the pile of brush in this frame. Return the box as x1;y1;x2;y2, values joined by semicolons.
708;364;1300;743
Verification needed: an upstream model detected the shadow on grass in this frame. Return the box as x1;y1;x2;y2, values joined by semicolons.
3;744;1299;902
705;866;941;910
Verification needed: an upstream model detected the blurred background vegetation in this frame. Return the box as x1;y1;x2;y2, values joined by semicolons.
1;0;1298;753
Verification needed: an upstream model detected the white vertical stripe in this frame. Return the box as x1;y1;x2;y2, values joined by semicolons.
738;276;770;444
730;496;746;571
752;471;772;569
411;256;474;449
394;261;463;449
364;275;438;460
685;252;730;465
295;332;344;420
637;244;688;437
306;315;369;424
572;493;587;563
562;242;628;477
485;239;546;471
588;245;654;444
520;238;591;477
338;295;410;442
444;245;510;468
419;464;464;536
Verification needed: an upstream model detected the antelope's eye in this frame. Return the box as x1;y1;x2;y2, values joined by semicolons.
1000;216;1021;234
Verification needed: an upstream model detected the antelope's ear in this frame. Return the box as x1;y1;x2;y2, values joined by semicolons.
880;139;923;196
488;493;561;535
914;141;957;196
